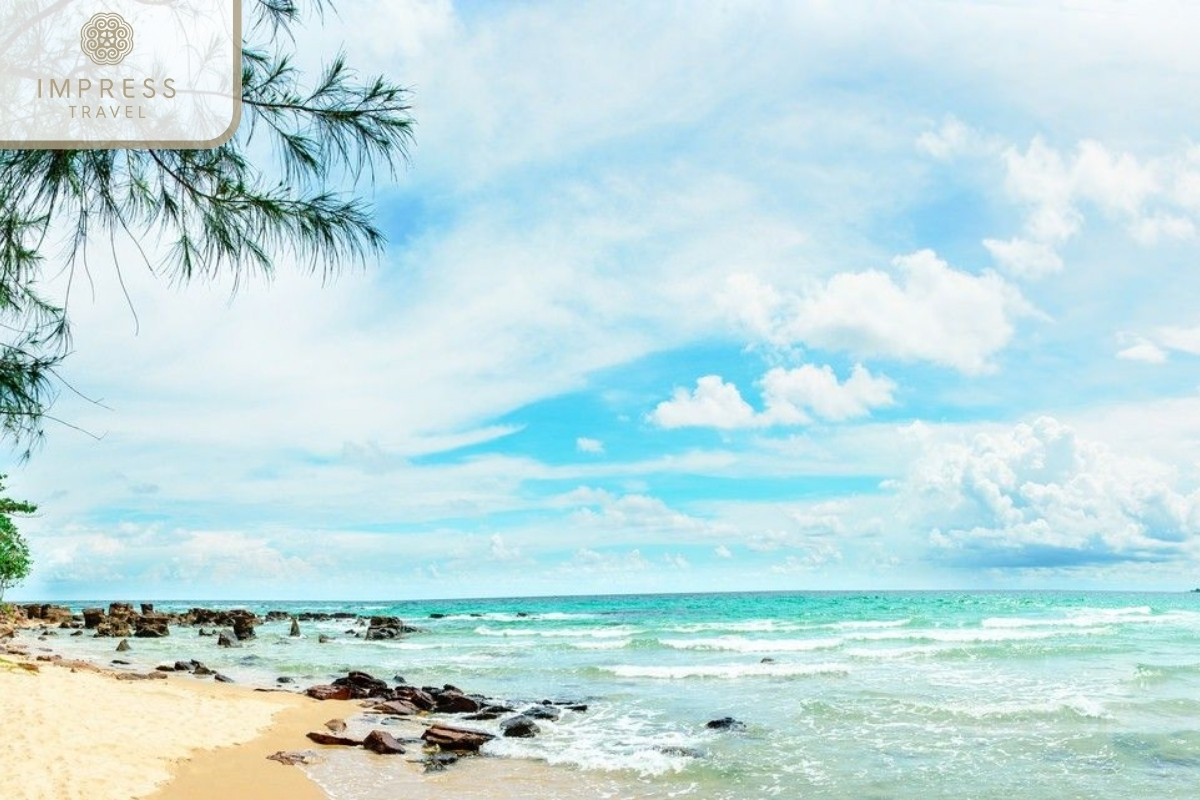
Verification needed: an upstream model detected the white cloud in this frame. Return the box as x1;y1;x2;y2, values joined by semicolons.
575;437;605;454
982;237;1064;279
902;417;1200;567
761;364;895;423
726;250;1027;374
488;534;520;561
650;364;895;430
1116;340;1168;364
649;375;759;429
715;545;733;559
1156;325;1200;355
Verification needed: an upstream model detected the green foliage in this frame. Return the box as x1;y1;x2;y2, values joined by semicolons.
0;0;414;457
0;474;35;602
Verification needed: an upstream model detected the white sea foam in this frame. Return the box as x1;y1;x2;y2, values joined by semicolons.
658;636;843;653
474;625;641;638
606;662;849;679
666;619;802;633
573;639;633;650
846;627;1108;643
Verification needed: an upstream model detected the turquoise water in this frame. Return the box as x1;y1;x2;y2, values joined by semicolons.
38;592;1200;798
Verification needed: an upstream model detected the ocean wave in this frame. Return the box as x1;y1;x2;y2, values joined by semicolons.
846;627;1108;643
666;619;803;634
474;625;641;639
605;662;849;679
572;639;633;650
659;636;843;653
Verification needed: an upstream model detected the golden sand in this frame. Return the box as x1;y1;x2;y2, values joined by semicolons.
0;652;357;800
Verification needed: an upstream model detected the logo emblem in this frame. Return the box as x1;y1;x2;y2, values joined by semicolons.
80;13;134;66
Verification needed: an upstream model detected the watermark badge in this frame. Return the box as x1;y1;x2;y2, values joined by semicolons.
0;1;241;148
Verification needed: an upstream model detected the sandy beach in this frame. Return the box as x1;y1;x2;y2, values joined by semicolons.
0;647;355;800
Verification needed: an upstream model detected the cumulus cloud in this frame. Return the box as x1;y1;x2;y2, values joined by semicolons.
715;544;733;558
903;417;1200;568
725;250;1027;374
650;364;895;429
928;131;1200;277
649;375;760;429
1116;339;1168;364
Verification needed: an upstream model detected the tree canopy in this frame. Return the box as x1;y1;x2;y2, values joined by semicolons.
0;0;414;457
0;474;35;602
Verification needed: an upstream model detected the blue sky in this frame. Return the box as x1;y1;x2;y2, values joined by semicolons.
11;0;1200;600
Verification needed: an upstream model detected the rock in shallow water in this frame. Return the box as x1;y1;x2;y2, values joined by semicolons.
306;732;362;746
363;730;406;754
500;715;540;738
705;716;747;731
420;724;494;752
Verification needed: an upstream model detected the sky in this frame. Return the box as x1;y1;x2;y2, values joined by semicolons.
10;0;1200;600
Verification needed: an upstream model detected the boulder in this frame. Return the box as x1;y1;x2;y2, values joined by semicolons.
521;705;560;721
434;690;481;714
331;671;390;699
500;715;539;738
174;661;194;672
134;615;170;638
306;732;362;746
140;603;155;615
363;730;406;755
306;684;352;701
115;638;131;652
420;724;494;752
82;608;105;629
214;673;234;683
391;686;436;711
289;618;301;637
193;665;215;676
324;718;347;733
217;630;239;648
372;699;421;716
705;717;746;732
318;634;332;644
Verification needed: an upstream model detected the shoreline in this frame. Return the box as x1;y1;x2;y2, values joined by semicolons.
0;635;357;800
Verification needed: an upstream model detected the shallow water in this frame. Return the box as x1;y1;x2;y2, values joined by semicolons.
34;591;1200;799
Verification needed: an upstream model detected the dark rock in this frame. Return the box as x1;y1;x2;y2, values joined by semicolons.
115;638;131;652
363;730;406;755
306;732;362;746
217;630;239;648
565;704;589;712
214;673;234;683
325;718;347;733
760;657;776;664
372;699;421;716
289;618;301;637
70;630;83;637
265;611;291;622
420;724;494;752
434;690;481;714
331;671;390;699
141;603;155;615
134;614;170;638
705;717;747;731
318;634;332;643
463;711;502;721
393;675;406;685
429;613;445;619
155;664;176;672
391;686;436;711
424;752;458;771
522;705;560;721
500;715;540;738
516;612;529;617
276;676;295;684
112;659;131;665
193;665;215;676
306;684;353;701
173;661;194;672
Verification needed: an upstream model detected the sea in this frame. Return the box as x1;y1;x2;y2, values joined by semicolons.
31;591;1200;799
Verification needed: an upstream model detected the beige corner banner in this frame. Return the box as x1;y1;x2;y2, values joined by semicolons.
0;0;241;149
